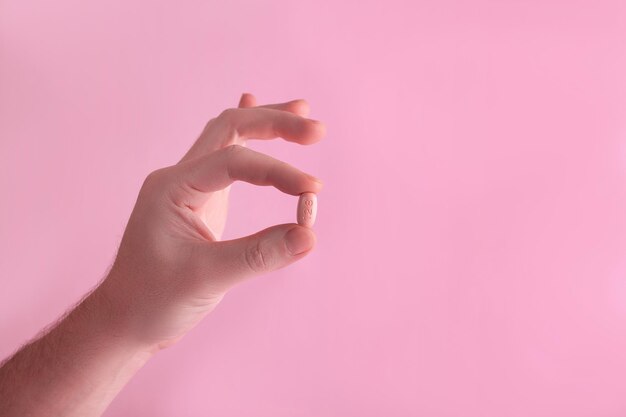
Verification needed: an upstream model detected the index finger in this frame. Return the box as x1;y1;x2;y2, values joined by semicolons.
172;145;323;209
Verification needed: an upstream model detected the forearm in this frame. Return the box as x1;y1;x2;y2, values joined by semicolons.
0;282;156;417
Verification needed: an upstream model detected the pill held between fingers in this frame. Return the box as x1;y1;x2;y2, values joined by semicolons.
297;192;317;228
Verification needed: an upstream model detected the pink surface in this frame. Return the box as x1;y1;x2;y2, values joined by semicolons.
2;1;626;415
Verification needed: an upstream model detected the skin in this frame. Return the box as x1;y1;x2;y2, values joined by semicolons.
0;93;325;417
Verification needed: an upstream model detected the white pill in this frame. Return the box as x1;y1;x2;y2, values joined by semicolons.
297;192;317;228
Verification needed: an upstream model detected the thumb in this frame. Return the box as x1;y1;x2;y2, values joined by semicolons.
210;223;316;286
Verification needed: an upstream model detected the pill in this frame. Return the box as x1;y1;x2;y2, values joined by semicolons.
297;192;317;227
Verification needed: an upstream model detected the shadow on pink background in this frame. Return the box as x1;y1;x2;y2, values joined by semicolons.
2;1;626;415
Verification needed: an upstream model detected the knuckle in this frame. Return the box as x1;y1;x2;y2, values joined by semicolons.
223;143;246;165
218;107;237;121
217;108;240;137
203;117;217;130
219;107;237;119
140;167;173;199
224;143;245;156
222;144;246;181
143;168;167;188
244;240;269;273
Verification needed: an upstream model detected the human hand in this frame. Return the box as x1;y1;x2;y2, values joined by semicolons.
97;93;325;351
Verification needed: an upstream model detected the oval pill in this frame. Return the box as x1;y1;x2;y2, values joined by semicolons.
297;192;317;227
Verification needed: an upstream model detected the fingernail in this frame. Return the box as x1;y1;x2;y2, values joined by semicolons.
285;227;315;255
307;174;323;184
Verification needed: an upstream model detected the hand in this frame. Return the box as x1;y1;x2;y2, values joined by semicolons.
98;93;325;351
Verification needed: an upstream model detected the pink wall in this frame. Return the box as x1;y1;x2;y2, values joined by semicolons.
2;1;626;415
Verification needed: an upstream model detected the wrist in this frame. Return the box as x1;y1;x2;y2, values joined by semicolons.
86;278;161;357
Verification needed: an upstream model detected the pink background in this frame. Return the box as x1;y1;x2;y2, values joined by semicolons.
2;1;626;415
